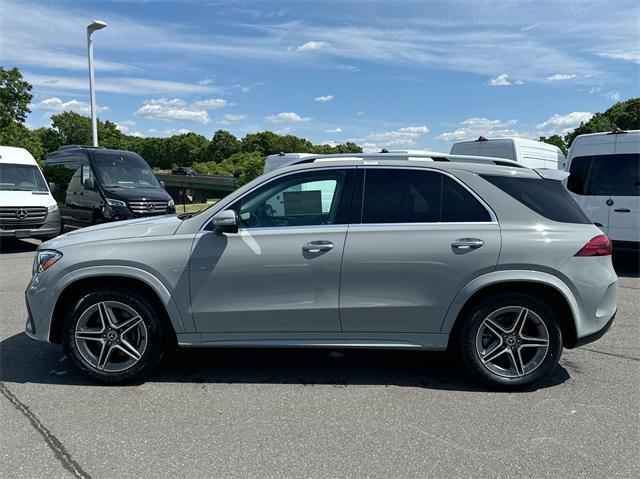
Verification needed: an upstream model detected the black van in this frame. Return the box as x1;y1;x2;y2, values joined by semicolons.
44;146;175;231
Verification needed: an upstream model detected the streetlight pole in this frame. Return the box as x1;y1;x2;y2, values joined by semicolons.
87;20;107;147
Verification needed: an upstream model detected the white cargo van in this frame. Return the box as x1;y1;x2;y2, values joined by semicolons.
565;130;639;251
450;137;565;169
0;146;61;240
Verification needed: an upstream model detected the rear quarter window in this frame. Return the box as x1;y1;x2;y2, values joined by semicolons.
481;175;591;224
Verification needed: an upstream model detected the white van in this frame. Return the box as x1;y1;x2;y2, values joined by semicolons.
0;146;61;240
450;137;565;169
565;130;639;251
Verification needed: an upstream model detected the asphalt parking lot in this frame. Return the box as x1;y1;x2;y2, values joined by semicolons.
1;239;638;478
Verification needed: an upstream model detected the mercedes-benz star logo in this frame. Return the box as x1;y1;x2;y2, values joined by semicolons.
146;203;155;211
15;209;28;220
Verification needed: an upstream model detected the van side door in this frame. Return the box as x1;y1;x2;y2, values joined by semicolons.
339;167;501;335
75;159;102;226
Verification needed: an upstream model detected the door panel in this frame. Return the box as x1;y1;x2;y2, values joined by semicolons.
189;227;346;332
339;223;501;333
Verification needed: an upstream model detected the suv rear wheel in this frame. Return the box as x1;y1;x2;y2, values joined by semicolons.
459;292;563;389
62;288;166;384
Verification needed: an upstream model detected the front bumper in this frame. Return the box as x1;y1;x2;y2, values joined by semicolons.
103;204;176;222
0;209;61;239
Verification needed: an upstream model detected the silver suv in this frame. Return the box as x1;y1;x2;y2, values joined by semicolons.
25;157;618;389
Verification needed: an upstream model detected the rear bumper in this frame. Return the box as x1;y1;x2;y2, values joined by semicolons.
574;311;616;347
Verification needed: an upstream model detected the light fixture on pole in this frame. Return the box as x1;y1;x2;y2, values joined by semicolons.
87;20;107;147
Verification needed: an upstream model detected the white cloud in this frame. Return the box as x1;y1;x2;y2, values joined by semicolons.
30;97;108;115
114;120;136;133
487;74;511;86
296;41;329;52
359;125;430;150
597;50;640;64
437;118;521;141
264;112;311;123
130;131;144;138
356;111;364;116
514;80;525;85
218;113;247;124
164;128;191;136
536;112;593;135
315;95;334;103
198;78;214;85
604;90;621;102
325;127;343;133
192;99;228;110
547;73;577;81
135;98;227;124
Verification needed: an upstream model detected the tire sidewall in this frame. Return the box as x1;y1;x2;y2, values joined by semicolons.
460;292;563;390
62;288;165;384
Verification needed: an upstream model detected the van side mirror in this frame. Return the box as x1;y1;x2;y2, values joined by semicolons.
48;182;57;193
210;210;238;234
83;178;95;190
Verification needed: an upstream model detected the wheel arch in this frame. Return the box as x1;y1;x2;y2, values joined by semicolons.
443;274;579;349
49;274;183;345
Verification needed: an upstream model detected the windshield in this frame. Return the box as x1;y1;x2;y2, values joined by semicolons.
0;163;48;191
92;152;161;189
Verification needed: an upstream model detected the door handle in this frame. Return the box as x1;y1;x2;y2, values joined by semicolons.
452;238;484;250
614;208;631;213
302;241;334;253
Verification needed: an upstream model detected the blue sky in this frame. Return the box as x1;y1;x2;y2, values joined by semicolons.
2;0;639;152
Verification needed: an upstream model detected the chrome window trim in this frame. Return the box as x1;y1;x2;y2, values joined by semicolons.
200;164;497;232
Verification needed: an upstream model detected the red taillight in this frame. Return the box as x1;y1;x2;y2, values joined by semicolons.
575;235;612;256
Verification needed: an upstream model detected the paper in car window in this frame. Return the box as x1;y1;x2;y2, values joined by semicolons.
283;190;322;215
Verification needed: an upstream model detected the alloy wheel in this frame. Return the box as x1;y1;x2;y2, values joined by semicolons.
74;301;148;373
475;306;550;378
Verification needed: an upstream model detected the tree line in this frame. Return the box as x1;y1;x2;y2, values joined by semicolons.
1;66;639;185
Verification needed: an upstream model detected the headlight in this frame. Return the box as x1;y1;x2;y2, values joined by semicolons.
33;249;63;275
168;199;175;207
106;198;126;207
47;204;59;212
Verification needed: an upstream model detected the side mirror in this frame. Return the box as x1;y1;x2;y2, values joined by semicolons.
160;180;166;188
210;210;238;234
83;178;94;190
48;182;57;193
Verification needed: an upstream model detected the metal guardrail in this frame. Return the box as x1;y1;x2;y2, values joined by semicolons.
154;173;236;192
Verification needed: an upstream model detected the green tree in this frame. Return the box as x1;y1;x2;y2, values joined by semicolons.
0;66;32;129
0;122;44;160
205;130;241;163
539;134;567;156
565;97;640;147
48;111;126;149
165;132;209;168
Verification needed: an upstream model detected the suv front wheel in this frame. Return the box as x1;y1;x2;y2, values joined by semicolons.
62;288;167;384
459;292;563;389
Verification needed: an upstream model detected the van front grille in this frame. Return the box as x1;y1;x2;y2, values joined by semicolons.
0;206;47;228
128;200;168;215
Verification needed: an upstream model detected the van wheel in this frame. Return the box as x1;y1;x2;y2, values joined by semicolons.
459;293;562;390
62;288;166;384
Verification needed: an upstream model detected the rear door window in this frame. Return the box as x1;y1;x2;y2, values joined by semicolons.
361;169;492;224
568;154;640;197
482;175;591;224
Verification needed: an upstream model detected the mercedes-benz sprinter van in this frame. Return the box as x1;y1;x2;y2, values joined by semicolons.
44;146;175;231
565;130;639;251
450;137;565;169
0;146;61;240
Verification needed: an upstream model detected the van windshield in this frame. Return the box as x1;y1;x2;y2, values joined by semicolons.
92;152;161;189
0;163;48;191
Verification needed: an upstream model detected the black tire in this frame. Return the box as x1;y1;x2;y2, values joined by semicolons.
62;288;167;384
459;292;562;390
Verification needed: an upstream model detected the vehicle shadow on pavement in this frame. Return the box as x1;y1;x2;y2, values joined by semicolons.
613;251;639;278
0;332;570;392
0;238;40;254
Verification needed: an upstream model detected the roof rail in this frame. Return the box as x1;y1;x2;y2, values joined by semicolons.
57;145;106;151
273;151;523;169
607;128;627;135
